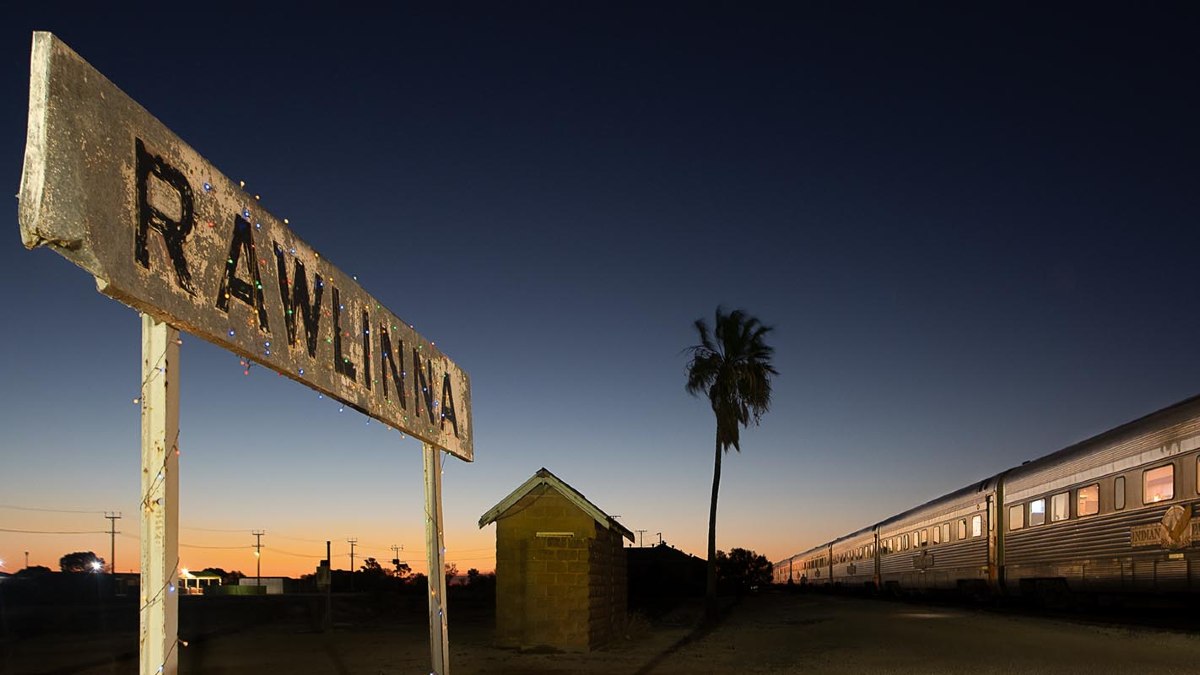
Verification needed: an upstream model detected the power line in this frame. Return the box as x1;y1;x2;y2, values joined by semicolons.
0;504;106;515
0;527;108;535
270;547;323;559
180;543;251;550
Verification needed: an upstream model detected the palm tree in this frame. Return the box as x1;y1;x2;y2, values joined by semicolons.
685;307;777;619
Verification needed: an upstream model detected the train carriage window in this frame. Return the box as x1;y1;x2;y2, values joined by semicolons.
913;530;920;547
932;525;941;544
1144;465;1174;504
1077;484;1099;517
1009;504;1024;530
1115;476;1125;510
903;534;910;550
971;515;983;537
1030;499;1046;526
920;529;928;546
942;523;950;543
1051;492;1069;522
957;519;967;540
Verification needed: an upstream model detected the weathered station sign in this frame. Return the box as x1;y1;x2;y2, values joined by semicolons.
18;33;472;461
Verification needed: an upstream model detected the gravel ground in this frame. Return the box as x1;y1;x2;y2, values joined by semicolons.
13;591;1200;673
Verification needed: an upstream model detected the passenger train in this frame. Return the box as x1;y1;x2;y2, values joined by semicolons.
774;395;1200;598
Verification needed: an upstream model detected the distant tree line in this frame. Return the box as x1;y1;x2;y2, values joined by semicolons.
715;547;773;594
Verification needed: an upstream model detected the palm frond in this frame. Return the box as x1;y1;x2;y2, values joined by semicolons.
684;306;778;453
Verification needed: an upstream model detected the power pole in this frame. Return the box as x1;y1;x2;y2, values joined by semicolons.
25;551;29;569
390;544;404;569
347;538;358;591
104;512;122;573
656;532;663;546
324;541;332;632
636;529;647;548
252;531;265;587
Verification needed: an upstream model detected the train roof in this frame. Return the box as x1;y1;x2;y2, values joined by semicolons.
1003;392;1200;497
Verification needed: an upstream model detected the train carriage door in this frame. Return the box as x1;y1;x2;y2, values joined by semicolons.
874;529;881;589
986;492;999;586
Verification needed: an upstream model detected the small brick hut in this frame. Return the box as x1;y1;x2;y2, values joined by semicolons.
479;468;634;651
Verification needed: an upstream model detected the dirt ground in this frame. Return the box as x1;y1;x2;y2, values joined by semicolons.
13;591;1200;674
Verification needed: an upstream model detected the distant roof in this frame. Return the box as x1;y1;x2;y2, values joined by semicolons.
180;570;222;579
478;467;635;542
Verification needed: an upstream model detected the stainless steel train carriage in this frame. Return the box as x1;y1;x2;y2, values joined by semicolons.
1001;397;1200;595
775;394;1200;598
877;477;997;594
829;526;876;590
775;544;829;587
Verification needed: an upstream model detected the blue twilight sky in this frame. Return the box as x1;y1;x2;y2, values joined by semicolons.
1;3;1198;576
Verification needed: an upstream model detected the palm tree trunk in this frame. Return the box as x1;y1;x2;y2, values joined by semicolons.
706;431;722;621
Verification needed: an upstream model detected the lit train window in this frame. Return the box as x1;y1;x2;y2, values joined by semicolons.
932;525;941;544
903;534;910;550
971;515;982;537
957;519;966;540
1009;505;1024;530
920;529;928;546
1051;492;1069;522
1143;465;1174;504
1077;484;1099;517
1115;476;1125;510
942;523;950;543
1030;499;1046;526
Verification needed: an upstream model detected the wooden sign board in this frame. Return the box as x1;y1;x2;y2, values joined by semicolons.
17;32;473;461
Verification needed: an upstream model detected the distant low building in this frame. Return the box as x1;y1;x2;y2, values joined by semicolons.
480;467;634;651
235;576;286;595
627;543;706;604
178;569;222;595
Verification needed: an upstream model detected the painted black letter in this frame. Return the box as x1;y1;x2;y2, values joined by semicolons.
275;243;323;358
332;287;356;381
440;372;459;437
361;310;372;391
215;215;270;332
379;325;406;408
413;348;436;424
135;138;195;295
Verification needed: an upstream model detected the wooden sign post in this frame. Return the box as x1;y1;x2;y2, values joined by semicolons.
18;33;473;675
139;315;180;674
424;443;450;672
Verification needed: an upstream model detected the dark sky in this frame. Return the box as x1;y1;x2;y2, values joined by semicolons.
2;3;1198;573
